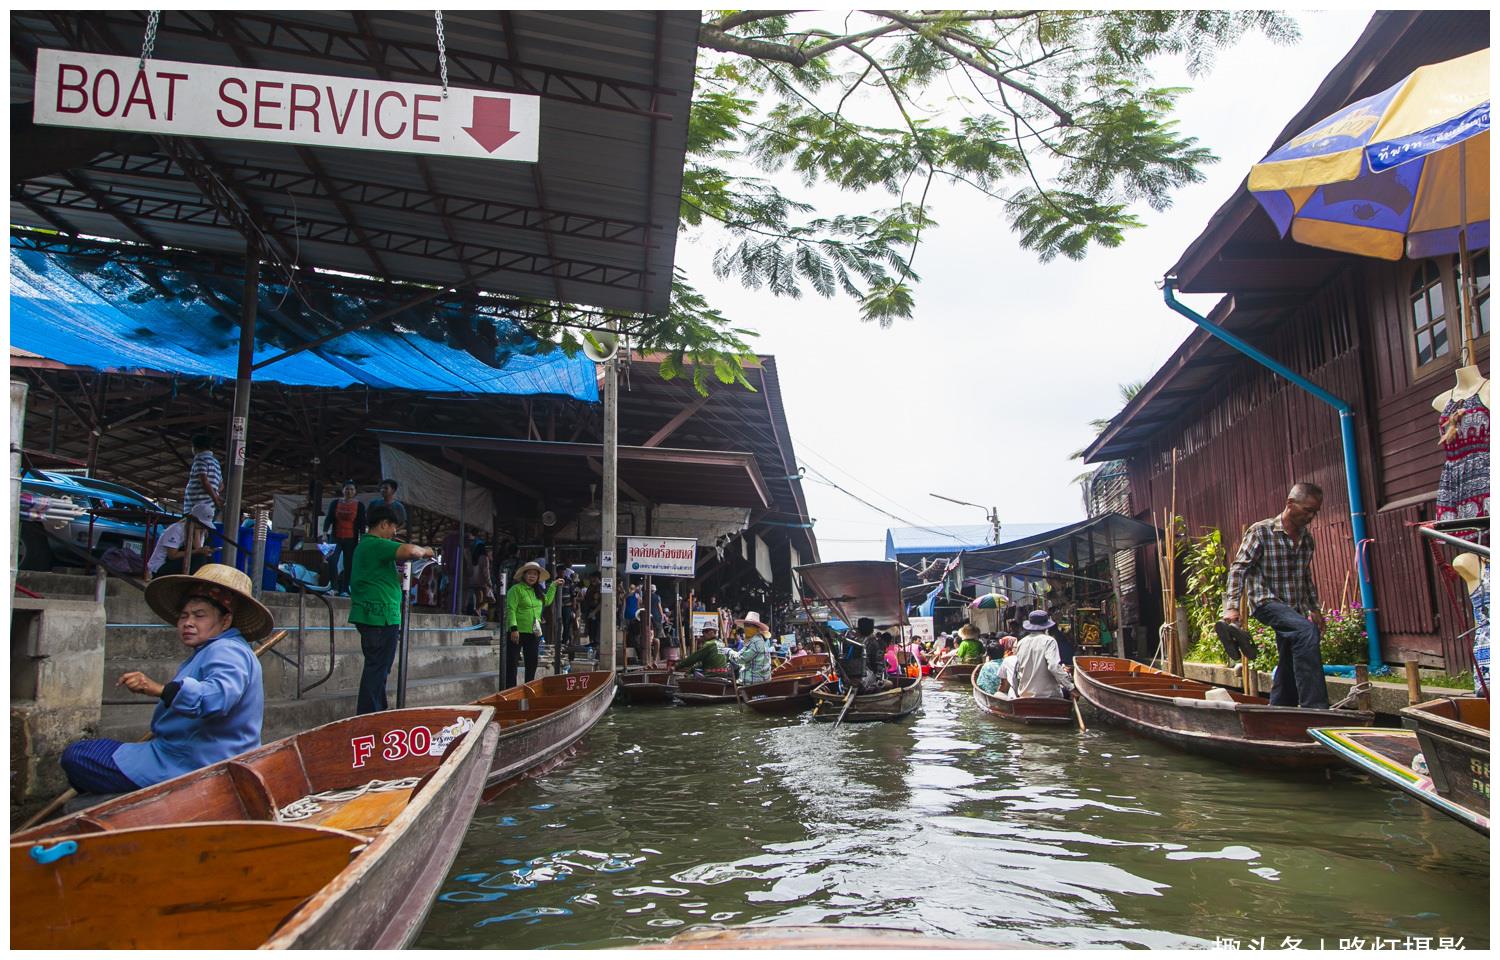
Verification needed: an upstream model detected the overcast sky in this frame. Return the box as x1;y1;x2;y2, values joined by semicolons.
668;9;1374;562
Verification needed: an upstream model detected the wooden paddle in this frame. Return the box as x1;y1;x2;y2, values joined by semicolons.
1072;691;1088;733
17;630;289;833
831;685;859;731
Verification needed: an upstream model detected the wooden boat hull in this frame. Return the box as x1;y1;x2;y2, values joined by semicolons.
740;672;822;715
970;672;1073;725
1401;696;1490;820
1073;655;1374;768
1311;727;1488;835
473;671;616;793
675;676;738;705
774;653;833;676
12;706;498;949
809;675;922;723
616;669;676;705
933;662;980;685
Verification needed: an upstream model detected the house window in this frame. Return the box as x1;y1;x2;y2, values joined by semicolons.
1454;250;1490;339
1409;259;1449;367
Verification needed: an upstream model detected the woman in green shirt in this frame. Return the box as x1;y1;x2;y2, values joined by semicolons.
951;623;985;663
351;503;435;715
506;561;557;687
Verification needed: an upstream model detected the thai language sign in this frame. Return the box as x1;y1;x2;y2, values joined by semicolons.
623;536;697;577
32;49;540;162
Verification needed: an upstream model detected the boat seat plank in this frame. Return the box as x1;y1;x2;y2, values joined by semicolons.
225;761;276;821
10;822;362;949
299;788;415;835
86;767;249;831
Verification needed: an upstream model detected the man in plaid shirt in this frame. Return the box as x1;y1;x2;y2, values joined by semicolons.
1223;482;1329;709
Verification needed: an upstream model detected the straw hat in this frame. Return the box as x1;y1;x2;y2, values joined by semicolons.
144;563;274;642
514;561;550;583
957;623;980;641
737;611;768;631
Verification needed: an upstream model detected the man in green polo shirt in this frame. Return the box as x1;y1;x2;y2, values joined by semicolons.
351;502;436;714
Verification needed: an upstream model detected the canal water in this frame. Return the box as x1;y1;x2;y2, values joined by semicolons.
415;684;1489;949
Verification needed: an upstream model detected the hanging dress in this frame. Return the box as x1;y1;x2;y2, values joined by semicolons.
1435;391;1490;537
1472;562;1490;697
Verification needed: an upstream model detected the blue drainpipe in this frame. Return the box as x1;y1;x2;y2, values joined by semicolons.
1161;278;1384;672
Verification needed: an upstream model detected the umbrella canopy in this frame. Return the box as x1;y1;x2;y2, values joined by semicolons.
968;592;1009;610
1248;48;1489;261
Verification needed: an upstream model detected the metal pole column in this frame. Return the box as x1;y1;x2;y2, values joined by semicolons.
221;247;259;567
397;561;412;708
456;463;467;617
599;353;619;672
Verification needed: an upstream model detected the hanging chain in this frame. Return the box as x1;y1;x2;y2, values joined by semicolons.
138;10;161;71
434;11;450;99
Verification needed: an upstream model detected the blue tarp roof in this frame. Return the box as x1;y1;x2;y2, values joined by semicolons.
9;249;599;401
885;522;1066;558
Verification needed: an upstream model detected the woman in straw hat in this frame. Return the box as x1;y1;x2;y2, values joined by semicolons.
505;560;556;687
735;611;774;685
59;563;271;795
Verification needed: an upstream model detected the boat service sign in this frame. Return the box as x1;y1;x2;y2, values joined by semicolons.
32;49;540;162
623;536;697;577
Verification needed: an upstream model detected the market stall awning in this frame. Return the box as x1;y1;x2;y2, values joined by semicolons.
10;248;598;399
10;10;699;315
795;560;906;628
373;429;772;511
959;514;1160;580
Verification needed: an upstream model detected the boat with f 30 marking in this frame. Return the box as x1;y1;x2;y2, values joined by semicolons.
12;705;497;949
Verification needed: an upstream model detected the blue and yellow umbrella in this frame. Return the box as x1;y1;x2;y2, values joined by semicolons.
1248;48;1488;261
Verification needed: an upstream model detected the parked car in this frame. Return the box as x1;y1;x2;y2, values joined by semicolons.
18;469;171;571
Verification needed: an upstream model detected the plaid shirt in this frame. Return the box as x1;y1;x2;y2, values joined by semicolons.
1223;516;1320;616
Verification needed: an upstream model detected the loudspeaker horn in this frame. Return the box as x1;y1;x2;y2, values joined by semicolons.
581;330;619;363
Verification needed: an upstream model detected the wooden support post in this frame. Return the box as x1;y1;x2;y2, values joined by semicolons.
1354;663;1372;712
1405;659;1422;705
221;247;260;566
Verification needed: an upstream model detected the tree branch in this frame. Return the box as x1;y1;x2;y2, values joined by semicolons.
873;10;1075;126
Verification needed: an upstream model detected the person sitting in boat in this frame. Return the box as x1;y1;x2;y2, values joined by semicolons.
998;611;1074;699
737;612;775;685
60;563;271;796
674;631;733;679
975;641;1008;695
952;623;985;663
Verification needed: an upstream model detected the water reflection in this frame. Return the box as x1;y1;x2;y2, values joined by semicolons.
417;686;1489;949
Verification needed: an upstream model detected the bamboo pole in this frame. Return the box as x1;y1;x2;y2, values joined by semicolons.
1405;659;1422;705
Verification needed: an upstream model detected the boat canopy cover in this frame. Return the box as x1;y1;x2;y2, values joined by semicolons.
959;513;1160;579
9;249;599;401
795;560;907;629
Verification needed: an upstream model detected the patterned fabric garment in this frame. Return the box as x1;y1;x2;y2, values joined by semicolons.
1224;517;1320;616
1436;392;1490;538
1472;563;1490;697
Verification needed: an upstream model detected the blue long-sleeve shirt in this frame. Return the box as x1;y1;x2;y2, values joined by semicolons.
113;628;264;788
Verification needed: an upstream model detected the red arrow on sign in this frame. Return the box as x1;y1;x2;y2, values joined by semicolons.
463;97;520;153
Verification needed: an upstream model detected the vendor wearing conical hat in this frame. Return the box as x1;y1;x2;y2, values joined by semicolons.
59;564;271;796
735;611;774;685
952;623;985;663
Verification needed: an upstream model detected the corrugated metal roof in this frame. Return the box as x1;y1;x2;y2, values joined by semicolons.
885;522;1066;557
11;10;699;313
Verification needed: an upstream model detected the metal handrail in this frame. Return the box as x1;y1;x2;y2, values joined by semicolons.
1416;520;1490;558
180;514;336;698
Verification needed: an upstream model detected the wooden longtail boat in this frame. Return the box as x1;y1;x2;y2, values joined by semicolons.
616;668;676;705
1310;727;1488;835
1401;696;1489;823
970;670;1074;725
739;672;826;715
11;706;498;949
775;653;833;676
934;661;981;684
796;559;924;724
675;675;738;705
810;674;923;723
473;671;616;794
1073;656;1374;768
